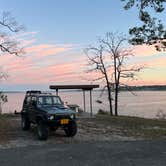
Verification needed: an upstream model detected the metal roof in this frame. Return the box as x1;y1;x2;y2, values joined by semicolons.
49;84;99;90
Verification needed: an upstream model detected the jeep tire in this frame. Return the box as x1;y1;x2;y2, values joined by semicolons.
37;121;49;140
64;121;77;137
21;115;30;130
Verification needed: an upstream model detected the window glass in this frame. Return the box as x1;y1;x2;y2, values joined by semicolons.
31;96;37;102
45;97;52;105
38;96;62;105
38;97;43;104
26;96;31;104
53;97;62;104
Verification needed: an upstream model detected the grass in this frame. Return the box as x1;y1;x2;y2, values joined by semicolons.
0;114;20;143
0;114;11;142
95;114;166;139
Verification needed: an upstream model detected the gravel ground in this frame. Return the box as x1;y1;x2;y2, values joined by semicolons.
0;141;166;166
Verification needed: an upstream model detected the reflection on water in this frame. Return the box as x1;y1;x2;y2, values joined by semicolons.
2;91;166;119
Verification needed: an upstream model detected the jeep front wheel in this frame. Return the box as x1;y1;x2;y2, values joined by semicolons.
37;121;49;140
21;115;30;130
64;121;77;137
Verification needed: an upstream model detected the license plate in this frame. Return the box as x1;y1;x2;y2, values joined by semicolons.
60;119;69;125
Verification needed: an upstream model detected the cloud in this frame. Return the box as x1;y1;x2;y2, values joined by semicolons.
134;55;166;68
0;30;88;87
20;39;37;47
133;44;162;57
3;54;86;85
13;31;39;38
25;44;71;57
1;41;76;73
2;30;166;88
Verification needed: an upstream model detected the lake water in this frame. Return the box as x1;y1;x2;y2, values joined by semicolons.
1;91;166;119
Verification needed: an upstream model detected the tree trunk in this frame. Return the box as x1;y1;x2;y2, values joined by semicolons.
113;53;117;116
0;102;2;114
104;68;113;116
114;83;118;116
107;85;113;115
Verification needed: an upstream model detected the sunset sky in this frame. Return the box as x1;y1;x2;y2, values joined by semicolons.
0;0;166;91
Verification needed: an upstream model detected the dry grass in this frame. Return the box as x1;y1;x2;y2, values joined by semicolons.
0;114;20;143
95;115;166;139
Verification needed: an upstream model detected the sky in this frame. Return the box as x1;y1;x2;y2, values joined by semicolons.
0;0;166;91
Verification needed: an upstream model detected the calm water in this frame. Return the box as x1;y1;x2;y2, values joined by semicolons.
2;91;166;119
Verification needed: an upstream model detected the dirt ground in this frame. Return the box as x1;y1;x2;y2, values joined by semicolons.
0;115;138;149
0;114;166;149
0;115;166;165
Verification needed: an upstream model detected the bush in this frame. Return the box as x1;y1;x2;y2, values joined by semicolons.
78;108;84;113
97;109;109;115
156;110;166;120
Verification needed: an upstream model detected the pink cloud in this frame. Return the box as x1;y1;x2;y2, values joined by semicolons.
5;59;85;85
25;44;72;57
138;56;166;68
4;29;166;87
1;41;75;73
0;31;87;86
20;39;37;47
133;44;161;57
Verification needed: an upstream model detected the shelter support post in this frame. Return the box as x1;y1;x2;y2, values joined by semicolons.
90;90;93;117
56;89;58;96
83;90;86;112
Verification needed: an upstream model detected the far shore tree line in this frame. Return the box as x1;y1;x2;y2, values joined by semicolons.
0;0;166;115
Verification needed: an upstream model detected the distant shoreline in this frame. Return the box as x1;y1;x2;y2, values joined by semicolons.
119;85;166;91
1;85;166;93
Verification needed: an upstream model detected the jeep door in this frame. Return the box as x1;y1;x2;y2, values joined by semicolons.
22;96;31;114
29;96;37;123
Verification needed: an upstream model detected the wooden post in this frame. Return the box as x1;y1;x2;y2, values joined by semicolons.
83;90;86;112
56;89;58;96
90;90;93;117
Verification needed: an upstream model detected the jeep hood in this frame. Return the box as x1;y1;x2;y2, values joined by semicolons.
39;105;75;115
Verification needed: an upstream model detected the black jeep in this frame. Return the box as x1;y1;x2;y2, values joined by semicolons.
21;91;77;140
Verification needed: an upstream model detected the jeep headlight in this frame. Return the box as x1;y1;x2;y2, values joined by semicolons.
48;115;54;120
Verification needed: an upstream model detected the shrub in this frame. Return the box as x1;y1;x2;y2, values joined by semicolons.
97;109;109;115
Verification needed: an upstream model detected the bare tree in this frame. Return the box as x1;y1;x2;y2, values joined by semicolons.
0;11;24;113
0;11;24;56
85;45;113;115
86;32;143;116
0;11;24;80
102;33;144;116
0;92;7;114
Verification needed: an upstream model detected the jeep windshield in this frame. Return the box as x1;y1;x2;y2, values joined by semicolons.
38;96;63;105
